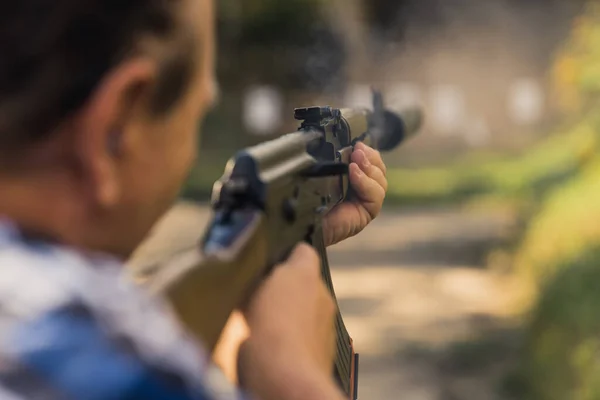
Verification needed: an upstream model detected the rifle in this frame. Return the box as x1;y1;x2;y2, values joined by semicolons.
133;90;423;399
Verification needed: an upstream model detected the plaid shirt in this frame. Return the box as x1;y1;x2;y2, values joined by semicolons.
0;219;244;400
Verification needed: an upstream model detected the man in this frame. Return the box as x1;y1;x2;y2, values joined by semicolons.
0;0;389;399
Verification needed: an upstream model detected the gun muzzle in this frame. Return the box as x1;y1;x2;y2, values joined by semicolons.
375;107;423;152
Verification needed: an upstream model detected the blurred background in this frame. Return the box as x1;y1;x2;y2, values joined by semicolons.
136;0;600;399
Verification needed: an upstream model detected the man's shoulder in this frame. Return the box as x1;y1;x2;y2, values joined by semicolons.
0;234;237;399
1;301;205;400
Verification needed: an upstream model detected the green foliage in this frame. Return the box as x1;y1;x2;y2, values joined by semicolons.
218;0;325;46
513;0;600;287
181;158;224;200
552;3;600;112
515;156;600;283
239;0;323;45
509;114;600;400
507;5;600;398
384;120;597;206
513;247;600;400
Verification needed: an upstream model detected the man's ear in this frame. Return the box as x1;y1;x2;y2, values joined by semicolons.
72;59;157;208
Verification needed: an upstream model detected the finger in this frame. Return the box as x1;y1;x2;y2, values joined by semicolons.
349;163;386;219
213;311;250;384
354;142;387;176
355;142;386;174
352;149;388;192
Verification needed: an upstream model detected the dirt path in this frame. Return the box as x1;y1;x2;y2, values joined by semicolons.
129;202;524;400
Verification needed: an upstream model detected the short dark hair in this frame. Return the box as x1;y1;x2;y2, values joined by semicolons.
0;0;194;149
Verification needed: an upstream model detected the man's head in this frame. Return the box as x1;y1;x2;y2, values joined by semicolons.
0;0;216;258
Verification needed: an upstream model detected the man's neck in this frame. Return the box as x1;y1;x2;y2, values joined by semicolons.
0;172;87;248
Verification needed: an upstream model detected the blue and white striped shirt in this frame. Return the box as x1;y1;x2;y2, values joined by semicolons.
0;219;243;400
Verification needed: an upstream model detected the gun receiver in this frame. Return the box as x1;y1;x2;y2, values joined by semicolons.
133;90;423;399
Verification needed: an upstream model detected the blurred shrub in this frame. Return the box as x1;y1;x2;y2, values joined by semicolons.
508;4;600;398
510;125;600;400
510;247;600;400
217;0;347;91
515;156;600;284
516;0;600;284
513;0;600;305
552;2;600;114
385;119;597;206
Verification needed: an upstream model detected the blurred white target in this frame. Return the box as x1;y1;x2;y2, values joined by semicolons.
429;84;465;135
243;85;283;135
384;82;423;110
507;78;544;126
344;84;373;109
464;115;491;147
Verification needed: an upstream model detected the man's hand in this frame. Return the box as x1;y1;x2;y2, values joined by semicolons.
323;142;388;246
234;244;345;400
212;143;388;395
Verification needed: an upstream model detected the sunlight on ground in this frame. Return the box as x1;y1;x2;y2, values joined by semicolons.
334;266;522;356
